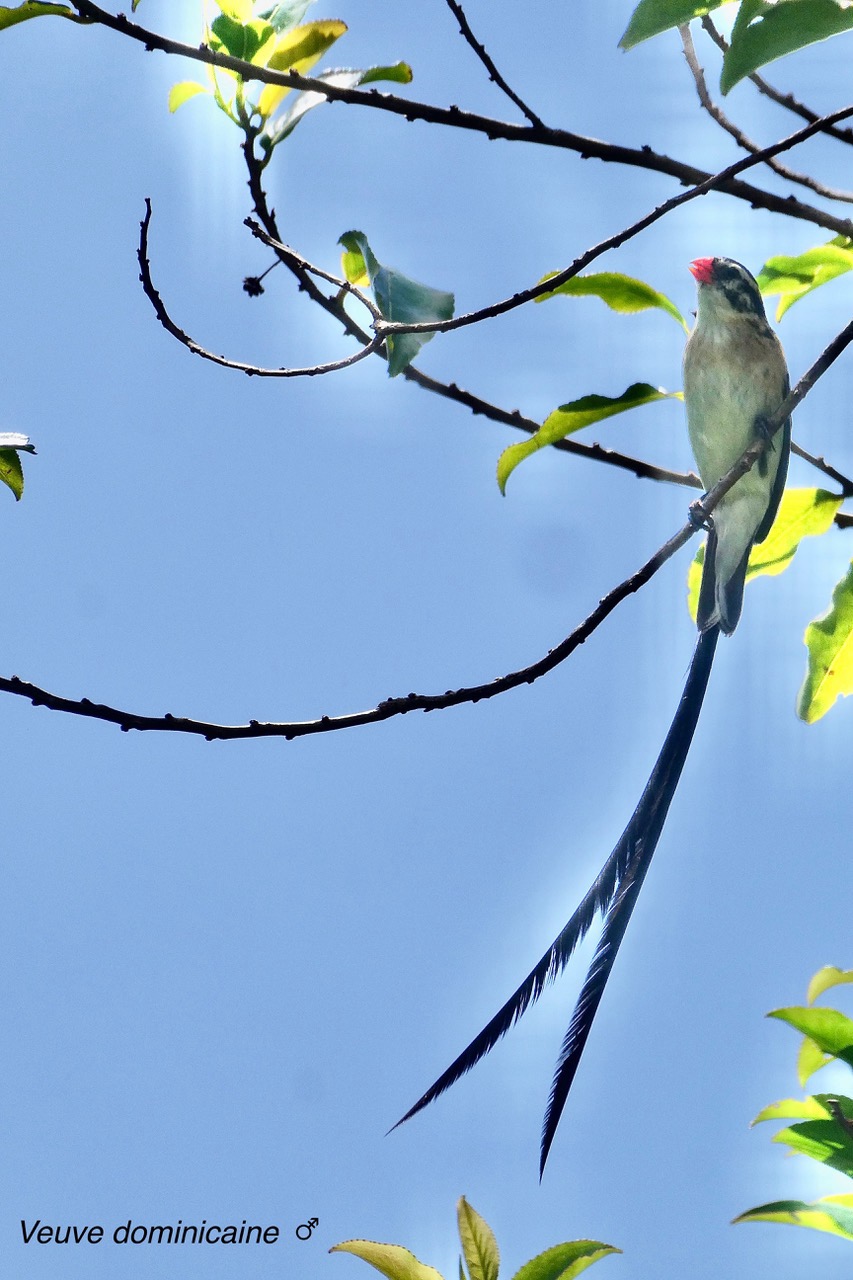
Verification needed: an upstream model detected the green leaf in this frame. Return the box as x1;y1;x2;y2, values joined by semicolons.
810;967;853;1005
338;230;454;377
687;488;840;623
798;560;853;723
209;15;275;63
536;271;687;330
734;1196;853;1239
0;1;88;28
511;1240;621;1280
497;383;680;495
770;1007;853;1067
752;1096;831;1125
457;1199;499;1280
330;1241;446;1280
262;63;412;147
0;448;24;500
771;1116;853;1178
721;0;853;94
757;238;853;320
619;0;733;49
168;81;209;113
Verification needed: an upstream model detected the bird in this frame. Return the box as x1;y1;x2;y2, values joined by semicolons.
393;256;791;1176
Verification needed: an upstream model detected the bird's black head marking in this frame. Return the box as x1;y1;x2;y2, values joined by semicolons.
712;257;767;319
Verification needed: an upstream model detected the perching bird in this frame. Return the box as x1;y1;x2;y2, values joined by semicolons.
394;257;791;1175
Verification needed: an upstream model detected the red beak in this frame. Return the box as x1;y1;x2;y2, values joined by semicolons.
689;257;714;284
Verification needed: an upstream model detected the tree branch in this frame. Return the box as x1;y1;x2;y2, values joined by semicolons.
680;25;853;204
3;315;850;739
139;202;382;376
443;0;544;127
69;1;853;239
701;16;853;147
372;102;853;340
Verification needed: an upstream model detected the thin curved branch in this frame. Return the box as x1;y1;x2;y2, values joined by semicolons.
3;317;850;739
680;25;853;204
792;442;853;496
138;200;383;375
69;1;853;239
701;16;853;147
443;0;544;127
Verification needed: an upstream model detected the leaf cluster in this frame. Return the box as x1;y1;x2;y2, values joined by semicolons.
736;967;853;1242
331;1199;619;1280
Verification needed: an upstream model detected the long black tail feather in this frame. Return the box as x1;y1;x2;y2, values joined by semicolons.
393;626;719;1160
539;623;719;1171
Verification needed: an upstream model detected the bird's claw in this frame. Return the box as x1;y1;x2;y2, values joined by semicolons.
688;499;714;532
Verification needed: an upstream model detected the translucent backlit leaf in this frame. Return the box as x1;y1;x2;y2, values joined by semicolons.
338;230;454;377
722;0;853;94
757;238;853;320
497;384;680;495
798;1036;831;1088
0;1;87;27
168;81;209;112
798;561;853;723
809;967;853;1005
511;1241;621;1280
770;1007;853;1067
457;1199;499;1280
262;63;412;147
330;1241;446;1280
687;488;839;623
217;0;253;20
536;271;687;329
620;0;733;49
734;1196;853;1240
751;1096;830;1125
257;19;347;116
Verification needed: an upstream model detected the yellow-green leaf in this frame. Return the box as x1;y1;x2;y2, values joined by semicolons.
457;1199;499;1280
536;271;687;330
797;1035;831;1088
798;560;853;723
217;0;253;19
734;1196;853;1240
511;1240;621;1280
497;383;680;494
757;238;853;320
809;966;853;1005
257;19;347;116
770;1007;853;1065
168;81;209;113
752;1096;830;1126
0;1;86;29
331;1241;446;1280
687;488;840;623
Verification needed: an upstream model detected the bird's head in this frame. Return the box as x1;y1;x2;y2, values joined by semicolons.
689;256;767;324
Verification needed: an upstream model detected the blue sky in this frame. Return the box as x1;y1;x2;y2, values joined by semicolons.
3;3;853;1279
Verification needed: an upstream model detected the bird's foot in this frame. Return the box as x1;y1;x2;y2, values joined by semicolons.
688;498;714;532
